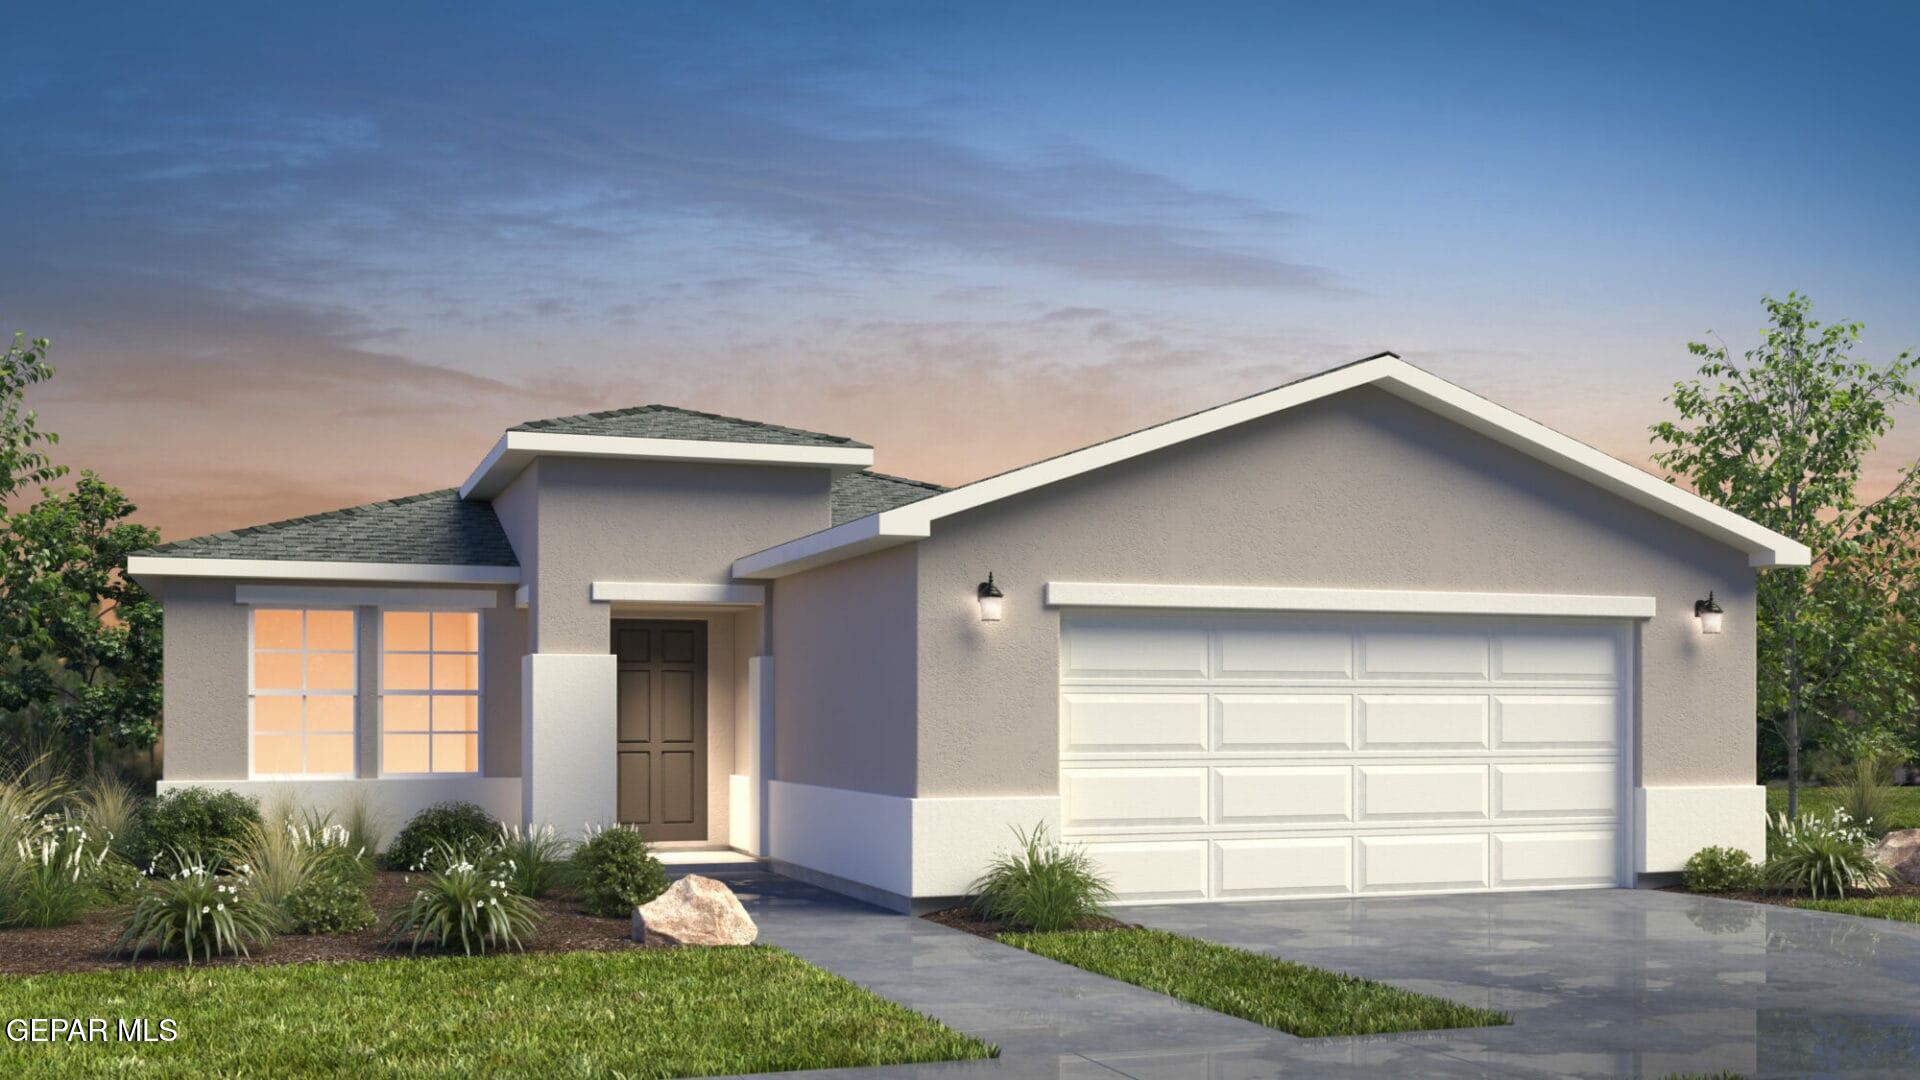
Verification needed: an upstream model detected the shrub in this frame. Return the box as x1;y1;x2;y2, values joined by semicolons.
969;822;1115;932
1683;846;1762;893
495;824;569;898
1834;755;1900;840
573;825;667;918
129;788;261;873
115;852;275;962
87;855;146;905
283;863;376;935
388;841;540;954
229;811;364;928
387;801;497;871
2;816;114;928
1764;810;1890;900
74;774;142;859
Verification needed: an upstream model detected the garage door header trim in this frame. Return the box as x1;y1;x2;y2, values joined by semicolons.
1046;582;1656;619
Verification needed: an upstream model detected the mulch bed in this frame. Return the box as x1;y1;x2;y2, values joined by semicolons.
0;870;652;976
1662;882;1920;908
921;906;1137;940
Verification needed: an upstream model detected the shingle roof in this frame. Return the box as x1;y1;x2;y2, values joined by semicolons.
139;489;518;566
513;404;870;449
831;470;946;525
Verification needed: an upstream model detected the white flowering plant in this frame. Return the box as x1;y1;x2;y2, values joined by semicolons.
388;839;540;955
114;847;275;962
1763;809;1891;900
3;813;119;928
493;823;570;898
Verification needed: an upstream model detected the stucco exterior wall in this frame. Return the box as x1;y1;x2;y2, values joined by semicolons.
158;579;249;780
158;580;526;783
911;386;1756;797
525;458;830;653
769;541;919;796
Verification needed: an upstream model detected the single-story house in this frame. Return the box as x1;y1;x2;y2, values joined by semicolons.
129;354;1804;911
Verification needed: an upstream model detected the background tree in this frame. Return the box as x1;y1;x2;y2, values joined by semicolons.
0;321;163;771
1651;294;1920;818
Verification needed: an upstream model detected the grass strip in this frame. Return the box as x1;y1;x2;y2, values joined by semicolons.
999;927;1508;1038
1793;895;1920;924
0;946;995;1078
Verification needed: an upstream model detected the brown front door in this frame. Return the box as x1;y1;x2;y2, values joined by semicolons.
614;620;707;841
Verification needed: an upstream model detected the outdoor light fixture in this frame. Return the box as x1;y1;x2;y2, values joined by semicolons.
1694;591;1724;635
977;573;1004;622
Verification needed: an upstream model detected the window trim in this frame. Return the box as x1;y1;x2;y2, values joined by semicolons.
247;606;360;780
377;608;485;778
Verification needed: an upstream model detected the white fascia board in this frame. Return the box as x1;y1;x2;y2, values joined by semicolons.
1365;364;1811;569
460;430;874;499
127;556;521;586
234;585;500;608
731;513;928;579
732;354;1810;577
1046;582;1657;619
591;581;765;606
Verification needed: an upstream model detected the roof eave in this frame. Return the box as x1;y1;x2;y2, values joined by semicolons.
461;430;876;500
126;556;522;587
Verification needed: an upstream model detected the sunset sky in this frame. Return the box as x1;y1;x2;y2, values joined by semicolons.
5;2;1918;543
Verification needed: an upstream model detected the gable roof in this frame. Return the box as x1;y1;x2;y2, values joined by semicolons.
461;404;875;499
831;470;946;525
128;489;520;584
512;404;870;448
732;353;1812;578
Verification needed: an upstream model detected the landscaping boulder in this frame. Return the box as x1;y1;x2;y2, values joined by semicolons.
631;874;758;946
1871;829;1920;884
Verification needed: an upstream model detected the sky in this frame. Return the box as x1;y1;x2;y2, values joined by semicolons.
4;1;1918;542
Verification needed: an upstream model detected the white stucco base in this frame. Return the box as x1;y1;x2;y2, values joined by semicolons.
522;652;618;836
156;777;523;848
767;780;1061;903
1635;784;1767;872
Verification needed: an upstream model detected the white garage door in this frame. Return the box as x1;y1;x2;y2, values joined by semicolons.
1058;611;1628;902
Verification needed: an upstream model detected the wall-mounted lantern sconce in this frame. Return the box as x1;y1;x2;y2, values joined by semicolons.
1694;591;1724;635
977;573;1004;622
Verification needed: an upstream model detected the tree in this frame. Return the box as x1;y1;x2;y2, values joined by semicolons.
0;321;163;766
1651;294;1920;818
1;327;65;501
0;475;163;764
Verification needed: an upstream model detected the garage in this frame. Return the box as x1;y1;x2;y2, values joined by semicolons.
1059;609;1629;902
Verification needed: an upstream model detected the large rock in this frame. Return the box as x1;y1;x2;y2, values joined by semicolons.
1870;829;1920;884
631;874;758;946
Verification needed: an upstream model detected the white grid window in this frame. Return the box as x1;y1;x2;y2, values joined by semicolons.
250;608;357;777
381;611;481;775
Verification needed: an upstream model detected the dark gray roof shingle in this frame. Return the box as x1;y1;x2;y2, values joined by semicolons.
831;470;945;525
140;489;518;566
513;404;869;449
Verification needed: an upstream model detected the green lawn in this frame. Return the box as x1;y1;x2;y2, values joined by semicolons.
0;947;995;1078
1793;896;1920;924
1765;784;1920;830
998;928;1508;1038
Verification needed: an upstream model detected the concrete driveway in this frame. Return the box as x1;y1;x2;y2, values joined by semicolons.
735;873;1920;1079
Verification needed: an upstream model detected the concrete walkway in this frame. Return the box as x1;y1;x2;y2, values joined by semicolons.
726;873;1920;1079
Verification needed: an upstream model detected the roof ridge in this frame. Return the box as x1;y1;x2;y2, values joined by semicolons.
512;402;867;447
142;488;462;553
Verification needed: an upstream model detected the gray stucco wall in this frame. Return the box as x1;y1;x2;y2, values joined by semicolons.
904;386;1756;797
159;581;525;781
769;541;919;795
525;458;831;653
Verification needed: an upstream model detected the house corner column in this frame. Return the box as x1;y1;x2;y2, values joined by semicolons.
521;652;618;836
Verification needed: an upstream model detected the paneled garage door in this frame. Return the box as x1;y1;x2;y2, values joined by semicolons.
1058;611;1628;902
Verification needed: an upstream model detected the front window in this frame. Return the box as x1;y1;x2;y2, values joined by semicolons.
381;611;481;774
250;608;357;776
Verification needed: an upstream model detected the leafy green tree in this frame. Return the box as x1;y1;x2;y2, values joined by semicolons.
0;475;163;764
0;321;162;766
1;327;65;501
1651;294;1920;818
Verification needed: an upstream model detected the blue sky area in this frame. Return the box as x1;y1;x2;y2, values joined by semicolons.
4;2;1917;538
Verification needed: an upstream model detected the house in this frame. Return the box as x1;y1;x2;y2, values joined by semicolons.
128;354;1804;912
